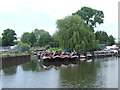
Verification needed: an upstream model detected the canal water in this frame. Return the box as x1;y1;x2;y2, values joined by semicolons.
1;57;119;88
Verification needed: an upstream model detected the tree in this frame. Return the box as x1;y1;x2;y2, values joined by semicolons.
21;32;31;44
72;7;104;32
33;29;53;46
95;31;115;45
33;29;47;41
21;32;37;47
2;29;17;46
21;29;54;47
30;32;36;47
55;15;98;52
38;31;54;47
95;31;108;44
108;35;115;45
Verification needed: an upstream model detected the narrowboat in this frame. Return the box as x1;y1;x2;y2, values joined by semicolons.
42;53;51;61
61;52;69;61
69;52;79;61
52;51;61;61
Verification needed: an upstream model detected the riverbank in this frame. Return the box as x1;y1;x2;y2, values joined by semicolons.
1;55;30;69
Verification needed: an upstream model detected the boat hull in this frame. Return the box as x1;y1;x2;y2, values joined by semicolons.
52;56;61;61
42;56;51;62
61;55;70;61
69;56;79;61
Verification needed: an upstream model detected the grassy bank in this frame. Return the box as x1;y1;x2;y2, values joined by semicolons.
0;53;30;58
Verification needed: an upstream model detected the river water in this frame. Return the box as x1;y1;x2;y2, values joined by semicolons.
1;57;119;88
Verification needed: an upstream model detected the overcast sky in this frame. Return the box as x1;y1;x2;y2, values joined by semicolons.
0;0;119;41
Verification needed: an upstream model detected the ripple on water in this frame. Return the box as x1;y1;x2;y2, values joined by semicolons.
2;57;119;88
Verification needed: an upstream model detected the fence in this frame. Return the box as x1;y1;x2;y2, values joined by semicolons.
0;45;29;54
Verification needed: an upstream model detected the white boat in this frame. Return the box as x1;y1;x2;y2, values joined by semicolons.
80;55;86;61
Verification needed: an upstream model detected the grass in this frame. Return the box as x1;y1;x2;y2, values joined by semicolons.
0;53;29;58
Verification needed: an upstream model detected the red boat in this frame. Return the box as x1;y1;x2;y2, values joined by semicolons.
61;52;69;61
52;55;61;59
42;53;51;61
52;51;61;61
69;52;79;60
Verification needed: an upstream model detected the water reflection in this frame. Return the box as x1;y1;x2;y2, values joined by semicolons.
3;66;17;75
2;55;30;69
22;60;45;72
59;61;98;88
2;57;118;88
21;60;81;72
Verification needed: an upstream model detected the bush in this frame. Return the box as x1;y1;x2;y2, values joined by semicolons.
29;48;34;54
49;48;59;51
58;49;62;53
18;42;30;47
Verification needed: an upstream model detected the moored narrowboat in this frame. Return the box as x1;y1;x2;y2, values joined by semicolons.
69;52;79;61
52;51;61;61
61;52;69;61
42;53;51;61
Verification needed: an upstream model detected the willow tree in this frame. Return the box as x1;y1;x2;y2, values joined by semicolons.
55;15;98;52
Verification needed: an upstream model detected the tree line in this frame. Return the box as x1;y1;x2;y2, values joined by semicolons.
20;29;58;47
1;7;115;52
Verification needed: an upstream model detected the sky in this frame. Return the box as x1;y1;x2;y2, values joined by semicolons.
0;0;119;41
